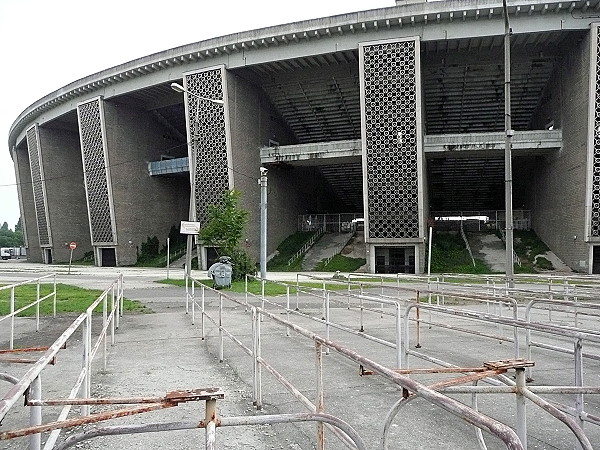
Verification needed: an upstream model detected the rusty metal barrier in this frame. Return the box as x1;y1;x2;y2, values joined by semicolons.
187;275;530;449
0;274;124;450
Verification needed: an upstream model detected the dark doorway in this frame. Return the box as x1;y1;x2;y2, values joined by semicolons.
592;246;600;274
45;249;53;264
375;246;416;274
101;248;116;267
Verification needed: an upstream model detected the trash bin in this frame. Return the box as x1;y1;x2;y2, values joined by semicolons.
207;256;233;289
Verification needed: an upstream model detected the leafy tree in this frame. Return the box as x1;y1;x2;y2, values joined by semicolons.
1;222;8;231
200;190;256;280
15;217;22;232
0;220;24;247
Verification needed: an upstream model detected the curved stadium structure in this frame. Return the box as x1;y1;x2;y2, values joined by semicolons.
8;0;600;273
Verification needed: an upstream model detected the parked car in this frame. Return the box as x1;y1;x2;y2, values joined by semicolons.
1;248;11;260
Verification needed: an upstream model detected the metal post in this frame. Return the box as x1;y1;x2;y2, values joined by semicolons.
205;398;217;450
29;375;42;450
260;167;268;279
316;341;325;450
10;287;14;350
166;237;170;280
395;302;402;369
503;0;515;288
515;367;527;449
575;339;584;450
219;293;224;363
36;281;40;332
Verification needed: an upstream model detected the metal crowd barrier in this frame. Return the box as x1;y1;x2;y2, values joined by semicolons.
0;274;57;349
185;272;600;449
0;274;124;450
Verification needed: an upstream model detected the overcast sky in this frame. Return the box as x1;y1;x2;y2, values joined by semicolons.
0;0;394;231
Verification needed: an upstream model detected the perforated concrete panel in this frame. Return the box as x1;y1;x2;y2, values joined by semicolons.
77;98;116;245
360;38;423;241
25;125;51;247
183;67;231;227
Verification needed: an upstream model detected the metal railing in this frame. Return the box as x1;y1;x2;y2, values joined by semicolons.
0;274;57;350
287;228;324;266
187;272;600;448
298;213;362;233
0;274;125;450
459;220;476;268
186;274;528;449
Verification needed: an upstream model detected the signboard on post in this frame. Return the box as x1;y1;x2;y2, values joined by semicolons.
180;221;200;235
69;242;77;250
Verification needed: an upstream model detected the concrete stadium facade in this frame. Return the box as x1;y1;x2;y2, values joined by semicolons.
9;0;600;273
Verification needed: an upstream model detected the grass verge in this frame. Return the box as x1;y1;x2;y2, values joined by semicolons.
314;254;366;272
157;278;356;296
0;283;149;316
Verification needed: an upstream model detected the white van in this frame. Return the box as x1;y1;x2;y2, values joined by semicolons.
1;248;11;260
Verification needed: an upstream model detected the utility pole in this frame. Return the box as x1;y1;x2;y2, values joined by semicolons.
503;0;515;289
260;167;268;279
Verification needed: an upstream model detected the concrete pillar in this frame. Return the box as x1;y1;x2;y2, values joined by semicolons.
13;145;41;262
36;126;91;263
360;37;426;273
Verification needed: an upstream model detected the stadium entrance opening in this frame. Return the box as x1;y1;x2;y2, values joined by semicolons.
374;246;415;274
101;248;116;267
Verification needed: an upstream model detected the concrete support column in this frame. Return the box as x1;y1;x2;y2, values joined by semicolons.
360;37;426;273
35;127;91;263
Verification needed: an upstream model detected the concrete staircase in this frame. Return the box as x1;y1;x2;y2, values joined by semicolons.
301;232;355;270
468;232;506;272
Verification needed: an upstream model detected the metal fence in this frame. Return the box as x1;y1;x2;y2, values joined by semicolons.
0;274;57;350
0;274;125;450
179;272;600;448
298;213;362;232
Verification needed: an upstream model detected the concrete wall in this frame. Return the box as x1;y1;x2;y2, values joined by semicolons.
526;33;591;271
36;126;92;263
227;71;329;258
14;145;41;262
103;101;189;266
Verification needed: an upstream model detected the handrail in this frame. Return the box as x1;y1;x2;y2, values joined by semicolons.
0;275;125;450
287;228;324;266
0;274;57;349
459;220;476;268
187;278;526;449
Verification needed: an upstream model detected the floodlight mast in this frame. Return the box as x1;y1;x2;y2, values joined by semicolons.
503;2;515;286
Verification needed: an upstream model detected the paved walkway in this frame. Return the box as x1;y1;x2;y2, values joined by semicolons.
1;264;599;449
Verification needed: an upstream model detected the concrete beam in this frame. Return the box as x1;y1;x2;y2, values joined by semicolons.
259;131;562;165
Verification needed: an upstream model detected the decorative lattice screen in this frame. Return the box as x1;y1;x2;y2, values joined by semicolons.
77;98;115;245
26;125;51;246
361;39;421;240
184;68;229;226
591;27;600;237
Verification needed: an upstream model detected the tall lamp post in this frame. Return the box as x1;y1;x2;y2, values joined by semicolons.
503;0;515;289
170;82;224;281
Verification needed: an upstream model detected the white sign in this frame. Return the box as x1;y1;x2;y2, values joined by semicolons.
180;221;201;235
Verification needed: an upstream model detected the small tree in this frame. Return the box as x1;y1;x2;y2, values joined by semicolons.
200;190;256;281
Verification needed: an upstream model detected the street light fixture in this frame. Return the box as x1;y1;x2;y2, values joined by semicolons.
170;81;225;282
170;82;224;104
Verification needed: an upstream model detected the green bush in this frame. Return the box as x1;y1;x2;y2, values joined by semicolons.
535;256;554;270
228;248;257;281
139;236;159;262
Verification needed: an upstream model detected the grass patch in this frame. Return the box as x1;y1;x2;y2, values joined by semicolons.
157;278;353;295
430;232;494;274
314;254;366;272
267;231;320;271
514;229;553;271
0;283;149;316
